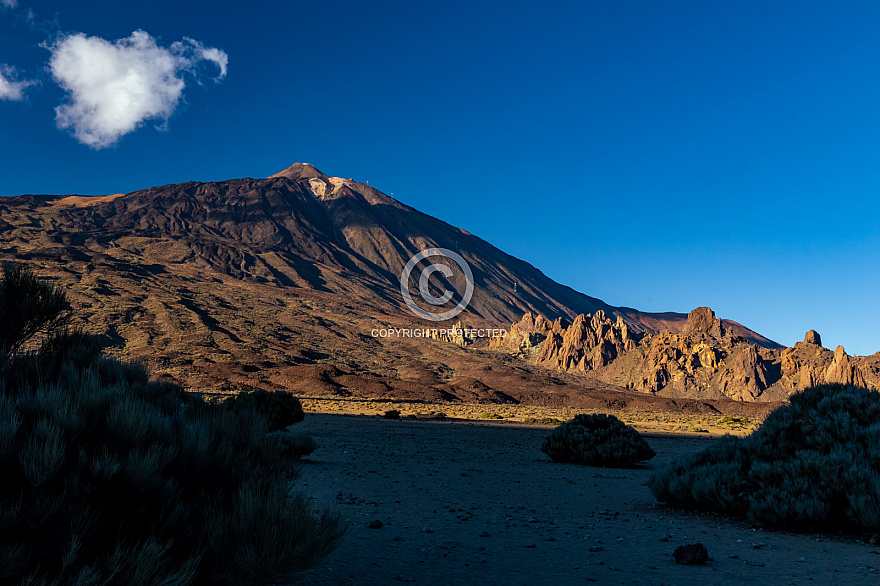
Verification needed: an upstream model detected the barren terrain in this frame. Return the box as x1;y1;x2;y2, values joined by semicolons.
0;164;783;410
3;165;876;584
294;413;880;585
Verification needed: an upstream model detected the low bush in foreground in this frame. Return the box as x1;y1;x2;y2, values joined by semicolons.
222;388;305;431
541;413;655;467
649;384;880;532
0;265;342;585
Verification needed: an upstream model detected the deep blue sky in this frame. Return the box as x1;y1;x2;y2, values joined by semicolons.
2;1;879;354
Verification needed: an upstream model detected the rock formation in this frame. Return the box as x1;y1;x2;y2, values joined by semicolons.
683;307;726;339
496;312;880;402
803;330;822;346
823;345;867;387
489;312;553;353
496;310;637;372
717;344;770;401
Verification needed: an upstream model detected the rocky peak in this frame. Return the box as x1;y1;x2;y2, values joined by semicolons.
532;311;635;372
803;330;822;346
824;345;867;386
269;163;404;209
551;317;570;334
684;307;715;334
269;162;328;181
683;307;725;338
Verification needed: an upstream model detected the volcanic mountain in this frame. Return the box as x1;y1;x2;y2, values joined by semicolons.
0;163;779;410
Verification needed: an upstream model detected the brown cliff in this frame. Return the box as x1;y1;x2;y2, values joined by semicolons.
497;308;879;401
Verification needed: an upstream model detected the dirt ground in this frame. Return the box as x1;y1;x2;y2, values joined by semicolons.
293;413;880;586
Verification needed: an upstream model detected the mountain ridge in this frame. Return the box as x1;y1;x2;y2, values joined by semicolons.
0;163;787;408
0;163;779;347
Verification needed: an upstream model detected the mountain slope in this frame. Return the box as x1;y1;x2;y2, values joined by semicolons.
0;163;781;342
0;163;780;406
271;163;778;344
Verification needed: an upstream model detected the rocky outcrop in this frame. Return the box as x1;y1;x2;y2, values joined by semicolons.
612;308;773;399
507;310;637;373
489;312;554;352
717;345;770;401
429;321;474;347
824;345;867;387
780;330;832;390
803;330;822;346
495;311;880;402
683;307;726;339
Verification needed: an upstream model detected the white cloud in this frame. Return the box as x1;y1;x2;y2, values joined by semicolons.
0;64;34;100
186;38;228;79
1;0;18;8
48;30;228;149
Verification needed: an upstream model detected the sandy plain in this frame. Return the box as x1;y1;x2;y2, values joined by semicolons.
293;412;880;585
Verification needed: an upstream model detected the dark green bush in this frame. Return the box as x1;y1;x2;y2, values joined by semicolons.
222;389;305;431
0;263;70;359
541;413;655;467
0;266;342;585
649;384;880;531
266;429;319;459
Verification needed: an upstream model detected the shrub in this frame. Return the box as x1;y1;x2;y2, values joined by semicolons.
0;267;342;584
267;430;319;459
222;389;305;431
541;413;655;467
648;384;880;531
0;263;70;359
716;415;744;425
523;417;562;425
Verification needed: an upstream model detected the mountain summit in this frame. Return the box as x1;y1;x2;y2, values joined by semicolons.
269;162;326;180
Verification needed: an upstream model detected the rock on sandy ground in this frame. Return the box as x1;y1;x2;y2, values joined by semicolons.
294;414;880;585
